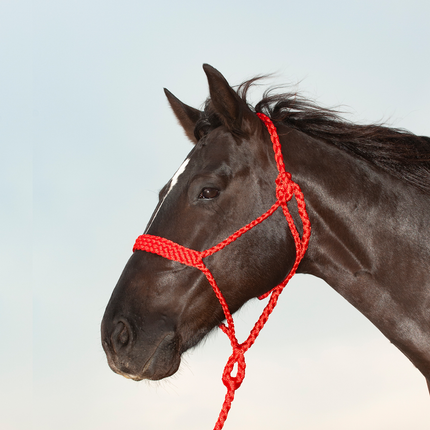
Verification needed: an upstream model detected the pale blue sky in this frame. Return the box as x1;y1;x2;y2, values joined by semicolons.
1;1;429;429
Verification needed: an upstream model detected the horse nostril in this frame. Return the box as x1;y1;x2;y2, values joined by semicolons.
119;323;129;344
111;320;132;353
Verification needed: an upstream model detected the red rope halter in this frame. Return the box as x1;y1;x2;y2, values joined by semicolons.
133;113;311;429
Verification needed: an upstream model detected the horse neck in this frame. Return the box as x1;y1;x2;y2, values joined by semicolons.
279;127;430;380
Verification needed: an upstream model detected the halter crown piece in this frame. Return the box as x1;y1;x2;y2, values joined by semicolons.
133;113;311;429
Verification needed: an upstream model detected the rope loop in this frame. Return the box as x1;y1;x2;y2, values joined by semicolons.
222;348;246;391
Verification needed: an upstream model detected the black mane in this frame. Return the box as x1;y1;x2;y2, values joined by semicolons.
196;78;430;194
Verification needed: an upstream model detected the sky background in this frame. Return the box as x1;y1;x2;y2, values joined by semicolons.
1;1;429;429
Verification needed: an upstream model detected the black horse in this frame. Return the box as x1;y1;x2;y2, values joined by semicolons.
102;65;430;415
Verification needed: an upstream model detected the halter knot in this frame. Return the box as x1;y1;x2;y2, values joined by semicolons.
276;171;294;203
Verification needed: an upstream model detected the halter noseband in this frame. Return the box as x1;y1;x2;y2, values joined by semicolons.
133;113;311;430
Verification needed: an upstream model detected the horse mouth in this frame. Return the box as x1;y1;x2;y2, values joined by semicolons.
103;332;181;381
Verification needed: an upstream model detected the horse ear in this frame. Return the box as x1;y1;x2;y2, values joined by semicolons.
203;64;256;134
164;88;202;144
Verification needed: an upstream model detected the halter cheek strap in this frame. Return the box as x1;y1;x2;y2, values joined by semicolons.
133;113;311;430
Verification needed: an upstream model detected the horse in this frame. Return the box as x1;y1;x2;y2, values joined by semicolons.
101;64;430;425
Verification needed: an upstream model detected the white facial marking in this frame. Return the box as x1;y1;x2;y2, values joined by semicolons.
144;158;190;233
169;157;190;191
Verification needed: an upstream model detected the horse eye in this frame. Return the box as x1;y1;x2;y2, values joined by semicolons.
199;187;220;199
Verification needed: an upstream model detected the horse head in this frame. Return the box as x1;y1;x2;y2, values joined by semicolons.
101;65;298;381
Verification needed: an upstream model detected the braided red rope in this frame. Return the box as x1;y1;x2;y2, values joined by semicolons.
133;113;311;429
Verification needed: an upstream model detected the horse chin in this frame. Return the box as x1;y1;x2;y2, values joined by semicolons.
138;333;182;381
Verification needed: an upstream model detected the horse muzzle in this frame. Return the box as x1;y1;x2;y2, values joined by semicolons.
101;317;181;381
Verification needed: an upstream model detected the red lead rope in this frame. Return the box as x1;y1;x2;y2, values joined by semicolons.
133;113;311;429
